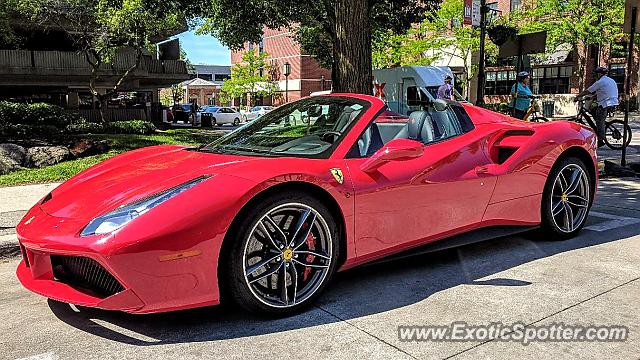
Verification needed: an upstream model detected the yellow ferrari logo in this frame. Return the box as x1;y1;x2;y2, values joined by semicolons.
283;248;293;261
330;168;344;184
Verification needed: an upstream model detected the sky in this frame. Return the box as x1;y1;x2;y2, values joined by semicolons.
176;30;231;66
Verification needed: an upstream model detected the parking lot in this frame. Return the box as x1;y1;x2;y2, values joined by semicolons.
1;174;639;360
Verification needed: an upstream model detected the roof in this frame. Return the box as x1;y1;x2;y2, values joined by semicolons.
179;78;219;87
193;64;231;76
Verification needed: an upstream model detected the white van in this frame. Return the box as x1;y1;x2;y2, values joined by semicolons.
373;66;455;115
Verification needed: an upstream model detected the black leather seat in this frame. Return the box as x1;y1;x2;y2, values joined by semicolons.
393;111;434;143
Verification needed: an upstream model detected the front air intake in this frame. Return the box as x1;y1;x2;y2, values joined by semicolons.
51;255;124;297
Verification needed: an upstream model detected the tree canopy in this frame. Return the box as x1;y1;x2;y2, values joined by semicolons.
197;0;437;94
508;0;625;90
219;51;278;107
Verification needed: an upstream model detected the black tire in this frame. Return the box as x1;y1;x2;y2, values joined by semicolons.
540;157;592;240
211;117;218;126
233;118;240;126
604;120;632;150
225;191;340;316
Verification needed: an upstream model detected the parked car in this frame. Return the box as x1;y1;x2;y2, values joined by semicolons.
16;94;597;316
169;104;201;126
243;106;274;122
200;106;242;126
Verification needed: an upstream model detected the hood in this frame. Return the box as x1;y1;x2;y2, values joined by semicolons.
40;145;259;221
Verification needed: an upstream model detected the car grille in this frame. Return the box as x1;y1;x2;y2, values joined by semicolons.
51;255;124;297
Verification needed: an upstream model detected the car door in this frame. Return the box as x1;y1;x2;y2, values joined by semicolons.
216;108;228;124
345;105;498;261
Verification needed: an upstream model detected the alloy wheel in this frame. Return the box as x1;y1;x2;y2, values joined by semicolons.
242;203;333;308
550;164;590;233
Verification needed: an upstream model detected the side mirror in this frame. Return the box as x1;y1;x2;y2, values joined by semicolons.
433;99;448;112
360;138;424;173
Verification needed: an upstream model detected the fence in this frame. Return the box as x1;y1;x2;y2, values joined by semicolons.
67;108;148;122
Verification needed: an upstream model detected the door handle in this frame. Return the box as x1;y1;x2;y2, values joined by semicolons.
475;164;500;176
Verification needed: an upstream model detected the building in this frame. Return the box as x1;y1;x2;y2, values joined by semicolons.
231;27;332;105
192;64;231;83
0;24;190;121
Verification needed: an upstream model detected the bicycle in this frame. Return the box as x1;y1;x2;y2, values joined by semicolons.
522;95;549;123
569;97;632;150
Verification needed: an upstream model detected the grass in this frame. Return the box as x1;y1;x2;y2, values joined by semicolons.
0;129;224;187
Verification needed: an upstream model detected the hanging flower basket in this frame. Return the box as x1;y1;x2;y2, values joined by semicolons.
488;25;518;46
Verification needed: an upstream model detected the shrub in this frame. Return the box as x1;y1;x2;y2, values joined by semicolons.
105;120;157;135
0;101;83;136
65;121;105;134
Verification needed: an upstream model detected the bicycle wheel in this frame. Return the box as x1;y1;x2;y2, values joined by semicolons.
529;115;549;123
604;120;632;150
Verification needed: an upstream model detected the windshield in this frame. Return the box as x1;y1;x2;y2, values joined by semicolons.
200;96;370;158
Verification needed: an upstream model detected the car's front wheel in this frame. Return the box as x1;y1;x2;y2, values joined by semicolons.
541;157;592;239
226;192;339;316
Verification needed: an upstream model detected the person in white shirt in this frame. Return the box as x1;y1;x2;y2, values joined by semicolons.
576;66;619;147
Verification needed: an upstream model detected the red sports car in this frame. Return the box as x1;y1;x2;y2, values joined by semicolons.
16;94;597;316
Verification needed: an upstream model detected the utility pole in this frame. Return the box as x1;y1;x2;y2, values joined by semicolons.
476;0;488;107
622;6;636;167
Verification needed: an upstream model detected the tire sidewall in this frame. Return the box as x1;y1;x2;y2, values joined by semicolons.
541;157;592;239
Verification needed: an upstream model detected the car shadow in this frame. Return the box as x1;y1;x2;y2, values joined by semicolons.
48;198;640;346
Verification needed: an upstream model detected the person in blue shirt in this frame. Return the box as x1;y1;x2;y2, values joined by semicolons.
510;71;533;119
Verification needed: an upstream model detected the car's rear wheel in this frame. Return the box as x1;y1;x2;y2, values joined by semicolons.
540;157;592;239
226;192;339;316
233;118;240;126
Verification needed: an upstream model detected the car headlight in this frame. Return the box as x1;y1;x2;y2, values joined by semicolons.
81;175;211;236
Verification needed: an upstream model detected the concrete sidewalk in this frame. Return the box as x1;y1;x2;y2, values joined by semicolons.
0;183;59;256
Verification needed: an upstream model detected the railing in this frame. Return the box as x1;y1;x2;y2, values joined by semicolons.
0;49;187;75
67;108;148;122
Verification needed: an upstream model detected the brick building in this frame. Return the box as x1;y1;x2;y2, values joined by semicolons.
231;28;332;105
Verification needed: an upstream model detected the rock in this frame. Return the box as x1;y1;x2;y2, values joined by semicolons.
68;139;110;158
0;143;27;174
27;146;72;168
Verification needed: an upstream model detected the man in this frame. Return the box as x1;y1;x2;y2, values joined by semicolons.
576;66;619;147
510;71;533;120
437;75;454;100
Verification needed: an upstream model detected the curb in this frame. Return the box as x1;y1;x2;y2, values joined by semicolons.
0;234;20;259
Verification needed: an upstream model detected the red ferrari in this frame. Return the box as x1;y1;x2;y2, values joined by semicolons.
17;94;597;316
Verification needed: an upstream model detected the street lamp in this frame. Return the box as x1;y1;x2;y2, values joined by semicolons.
283;62;291;103
321;75;326;91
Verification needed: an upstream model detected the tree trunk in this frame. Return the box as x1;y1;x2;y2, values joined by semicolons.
331;0;372;94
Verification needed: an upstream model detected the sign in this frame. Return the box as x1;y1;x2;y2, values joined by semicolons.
624;0;640;33
498;31;547;58
464;0;473;25
464;0;481;26
471;0;481;27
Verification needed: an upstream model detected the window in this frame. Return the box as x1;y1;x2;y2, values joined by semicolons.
407;86;429;106
214;74;230;82
197;74;213;81
611;42;628;59
510;0;521;11
484;70;516;95
609;63;626;93
532;66;572;94
202;96;369;158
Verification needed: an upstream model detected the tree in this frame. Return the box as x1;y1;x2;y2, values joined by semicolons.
372;0;495;97
510;0;625;91
197;0;436;94
32;0;194;121
220;51;278;108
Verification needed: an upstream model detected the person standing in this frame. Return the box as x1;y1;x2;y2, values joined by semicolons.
576;66;619;147
510;71;533;120
437;75;455;100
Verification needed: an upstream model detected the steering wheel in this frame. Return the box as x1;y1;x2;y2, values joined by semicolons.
320;131;341;143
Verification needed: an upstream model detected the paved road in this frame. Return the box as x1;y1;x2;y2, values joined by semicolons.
1;178;640;360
